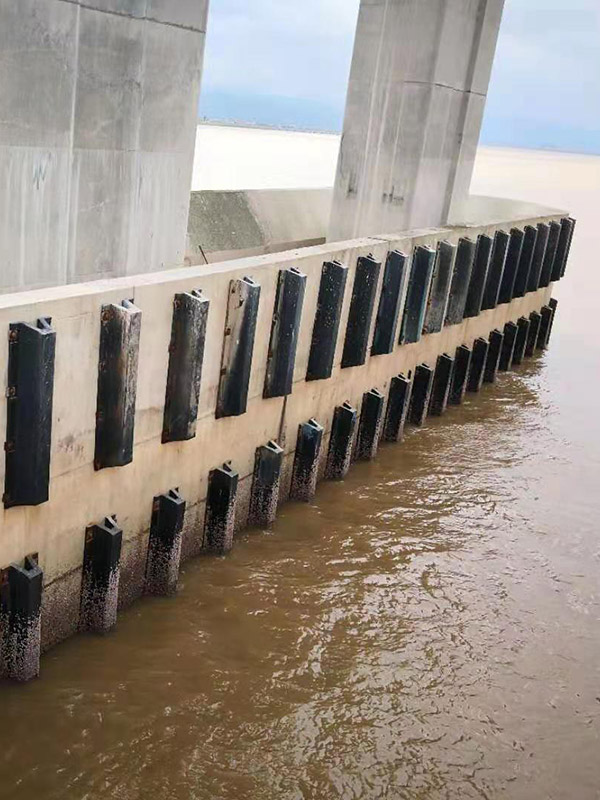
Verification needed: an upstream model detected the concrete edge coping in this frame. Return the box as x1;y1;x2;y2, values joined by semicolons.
0;204;567;313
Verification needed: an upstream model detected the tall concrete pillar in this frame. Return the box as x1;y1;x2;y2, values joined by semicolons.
329;0;505;242
0;0;208;293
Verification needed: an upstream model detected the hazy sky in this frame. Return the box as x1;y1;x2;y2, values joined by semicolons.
199;0;600;153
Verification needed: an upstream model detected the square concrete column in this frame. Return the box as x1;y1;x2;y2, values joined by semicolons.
0;0;209;292
328;0;505;242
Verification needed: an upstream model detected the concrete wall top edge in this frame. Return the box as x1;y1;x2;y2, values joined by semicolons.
0;208;565;313
457;195;567;227
193;187;334;197
186;189;567;270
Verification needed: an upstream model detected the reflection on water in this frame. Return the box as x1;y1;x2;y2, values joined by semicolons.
1;150;599;799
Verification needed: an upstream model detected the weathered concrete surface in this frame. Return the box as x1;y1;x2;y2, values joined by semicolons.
0;0;207;293
187;188;565;266
329;0;505;242
187;188;332;265
0;209;561;657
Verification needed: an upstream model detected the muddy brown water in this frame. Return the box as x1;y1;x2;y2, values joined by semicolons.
0;149;599;799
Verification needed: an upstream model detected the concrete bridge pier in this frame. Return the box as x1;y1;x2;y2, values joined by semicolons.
329;0;505;240
0;0;208;293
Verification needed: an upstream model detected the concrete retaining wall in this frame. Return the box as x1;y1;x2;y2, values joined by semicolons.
0;211;565;662
185;189;564;266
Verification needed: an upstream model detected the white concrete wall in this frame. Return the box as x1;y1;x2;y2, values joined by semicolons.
0;208;560;649
0;0;208;293
329;0;505;242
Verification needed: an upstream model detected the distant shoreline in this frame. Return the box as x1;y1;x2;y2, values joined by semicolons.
198;117;339;136
197;117;600;158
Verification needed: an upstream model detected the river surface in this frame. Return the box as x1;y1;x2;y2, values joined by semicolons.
1;148;599;799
